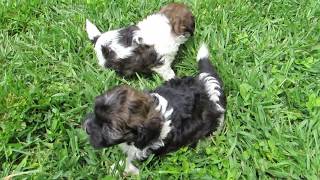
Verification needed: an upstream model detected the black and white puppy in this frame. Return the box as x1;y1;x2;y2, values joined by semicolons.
85;3;195;80
83;44;226;175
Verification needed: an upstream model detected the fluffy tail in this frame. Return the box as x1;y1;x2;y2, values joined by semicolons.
196;43;226;134
86;19;101;44
197;43;226;112
197;43;216;74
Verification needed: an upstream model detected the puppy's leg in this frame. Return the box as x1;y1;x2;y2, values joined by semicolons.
152;64;175;81
124;155;139;175
119;143;139;175
152;55;175;80
132;35;176;80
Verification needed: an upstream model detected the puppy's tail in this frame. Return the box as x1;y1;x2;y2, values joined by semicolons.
197;43;226;134
197;43;215;74
196;43;226;112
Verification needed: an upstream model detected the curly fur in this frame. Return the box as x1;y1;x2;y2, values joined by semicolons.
83;44;226;175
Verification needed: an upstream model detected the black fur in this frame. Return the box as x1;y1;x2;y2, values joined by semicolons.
84;50;226;161
151;71;225;155
103;44;162;76
97;25;163;76
91;36;100;44
118;26;139;47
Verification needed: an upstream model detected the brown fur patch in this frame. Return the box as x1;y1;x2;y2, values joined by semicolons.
95;85;162;132
159;3;195;36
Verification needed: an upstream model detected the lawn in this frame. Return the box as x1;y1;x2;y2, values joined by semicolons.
1;0;320;179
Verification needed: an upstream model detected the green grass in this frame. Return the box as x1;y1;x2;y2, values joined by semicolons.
1;0;320;179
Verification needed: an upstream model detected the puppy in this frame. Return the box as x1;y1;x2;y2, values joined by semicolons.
83;44;226;175
85;3;195;80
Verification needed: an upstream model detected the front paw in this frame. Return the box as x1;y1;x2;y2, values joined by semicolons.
124;163;139;176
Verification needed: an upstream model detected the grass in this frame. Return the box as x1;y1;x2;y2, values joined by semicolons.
1;0;320;179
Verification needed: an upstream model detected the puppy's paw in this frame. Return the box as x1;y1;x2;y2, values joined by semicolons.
153;66;175;81
124;163;139;176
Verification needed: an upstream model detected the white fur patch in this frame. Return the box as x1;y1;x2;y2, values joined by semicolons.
151;93;173;139
199;73;225;112
119;143;142;175
151;63;175;81
197;43;210;61
86;19;101;40
119;143;148;160
212;114;225;135
135;14;187;79
153;93;168;113
136;14;185;55
124;161;139;175
160;120;172;140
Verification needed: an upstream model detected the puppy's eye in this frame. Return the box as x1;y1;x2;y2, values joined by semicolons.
85;128;90;135
85;126;90;135
102;46;109;54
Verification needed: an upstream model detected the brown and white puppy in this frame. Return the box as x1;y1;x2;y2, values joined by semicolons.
85;3;195;80
83;44;226;175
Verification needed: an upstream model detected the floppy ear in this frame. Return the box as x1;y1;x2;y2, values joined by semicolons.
134;117;162;149
94;95;109;119
86;19;101;43
184;15;195;36
172;16;195;36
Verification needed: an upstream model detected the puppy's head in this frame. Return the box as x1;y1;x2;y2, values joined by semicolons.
84;85;163;149
159;3;195;36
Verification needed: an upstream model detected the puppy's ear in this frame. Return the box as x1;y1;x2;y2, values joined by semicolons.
172;16;195;36
184;15;195;36
134;117;161;149
95;87;130;118
94;95;109;119
86;19;101;43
